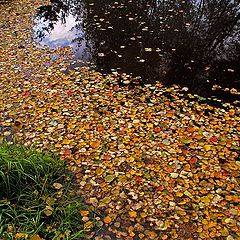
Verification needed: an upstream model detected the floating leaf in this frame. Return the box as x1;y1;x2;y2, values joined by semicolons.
203;145;211;151
62;139;72;145
170;173;179;178
105;174;116;183
162;139;170;145
129;211;137;218
180;138;191;144
98;53;105;57
189;157;198;164
154;126;161;133
210;137;218;142
135;176;143;182
103;216;112;224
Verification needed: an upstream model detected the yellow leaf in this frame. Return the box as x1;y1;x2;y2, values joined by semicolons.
44;206;53;216
203;145;211;151
129;210;137;218
15;233;28;239
202;219;208;225
201;196;211;205
118;175;127;182
96;168;104;175
105;174;115;182
55;143;62;148
140;212;147;218
30;234;42;240
46;197;55;205
53;183;62;189
84;221;93;229
221;228;229;236
176;191;183;197
208;221;216;228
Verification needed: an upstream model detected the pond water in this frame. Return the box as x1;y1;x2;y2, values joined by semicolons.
34;0;240;102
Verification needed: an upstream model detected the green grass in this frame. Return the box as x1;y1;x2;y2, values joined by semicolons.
0;142;91;239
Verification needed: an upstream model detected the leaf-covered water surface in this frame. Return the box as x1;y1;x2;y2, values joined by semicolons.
33;0;240;101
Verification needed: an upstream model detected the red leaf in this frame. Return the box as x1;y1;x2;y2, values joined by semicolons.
64;149;72;155
189;157;198;165
186;127;195;133
66;91;74;95
97;126;104;132
223;171;230;177
210;137;218;143
154;127;161;133
106;91;113;97
157;185;164;191
135;176;143;182
23;91;30;96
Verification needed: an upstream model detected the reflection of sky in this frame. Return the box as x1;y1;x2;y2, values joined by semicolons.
34;13;85;49
45;14;76;47
34;10;92;63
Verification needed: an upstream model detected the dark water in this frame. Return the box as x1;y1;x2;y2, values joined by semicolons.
34;0;240;102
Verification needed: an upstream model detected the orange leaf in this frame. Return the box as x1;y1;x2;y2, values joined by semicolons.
90;141;100;148
186;127;195;133
62;139;71;145
15;233;27;239
106;91;113;97
64;149;72;155
225;195;232;201
157;185;164;191
80;210;89;217
103;216;112;224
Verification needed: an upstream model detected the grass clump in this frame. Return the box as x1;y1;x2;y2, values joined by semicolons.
0;142;90;239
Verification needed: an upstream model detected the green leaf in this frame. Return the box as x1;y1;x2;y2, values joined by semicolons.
105;175;115;183
179;138;191;144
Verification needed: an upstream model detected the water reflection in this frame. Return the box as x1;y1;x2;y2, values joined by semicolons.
34;0;240;101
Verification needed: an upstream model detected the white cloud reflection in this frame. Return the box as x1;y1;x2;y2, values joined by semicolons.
34;13;85;48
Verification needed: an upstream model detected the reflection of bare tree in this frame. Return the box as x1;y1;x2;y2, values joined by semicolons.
34;0;70;40
35;0;240;97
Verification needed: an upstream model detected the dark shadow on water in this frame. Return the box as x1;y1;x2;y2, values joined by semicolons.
33;0;240;103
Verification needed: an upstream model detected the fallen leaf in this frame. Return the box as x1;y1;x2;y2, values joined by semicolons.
154;127;161;133
103;216;112;224
129;211;137;218
80;210;89;217
62;139;72;145
105;174;116;183
203;145;211;151
30;234;41;240
44;206;53;216
53;182;62;189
